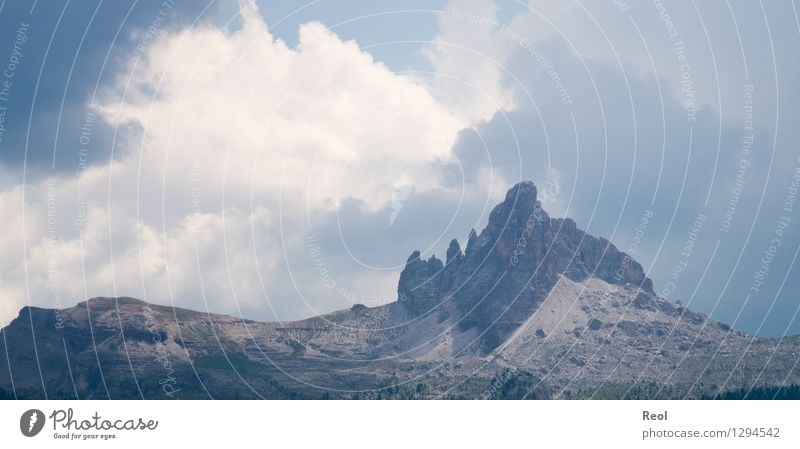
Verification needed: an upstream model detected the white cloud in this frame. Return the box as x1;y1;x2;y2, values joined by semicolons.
425;0;515;123
0;4;484;326
99;5;467;213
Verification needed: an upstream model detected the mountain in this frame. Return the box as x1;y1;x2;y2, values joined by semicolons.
1;182;799;399
398;181;652;352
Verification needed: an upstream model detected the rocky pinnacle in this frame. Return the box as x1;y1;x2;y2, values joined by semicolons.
398;181;654;351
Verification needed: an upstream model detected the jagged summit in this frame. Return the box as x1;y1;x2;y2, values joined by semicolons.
398;181;654;351
445;239;462;265
485;180;539;231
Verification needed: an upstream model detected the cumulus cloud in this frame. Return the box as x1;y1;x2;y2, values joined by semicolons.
424;0;515;123
0;3;482;326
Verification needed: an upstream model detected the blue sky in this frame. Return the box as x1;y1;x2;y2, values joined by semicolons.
0;0;798;337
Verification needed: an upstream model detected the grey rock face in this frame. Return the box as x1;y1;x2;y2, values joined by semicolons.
398;181;653;351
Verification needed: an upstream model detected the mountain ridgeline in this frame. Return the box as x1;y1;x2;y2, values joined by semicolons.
1;182;799;400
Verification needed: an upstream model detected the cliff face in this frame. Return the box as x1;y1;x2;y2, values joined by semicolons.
398;181;653;350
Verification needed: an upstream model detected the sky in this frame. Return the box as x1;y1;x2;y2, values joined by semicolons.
0;0;798;337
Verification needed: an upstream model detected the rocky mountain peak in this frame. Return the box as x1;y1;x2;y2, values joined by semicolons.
397;181;654;352
486;180;540;229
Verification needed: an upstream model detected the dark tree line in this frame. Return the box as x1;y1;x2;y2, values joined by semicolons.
704;384;800;400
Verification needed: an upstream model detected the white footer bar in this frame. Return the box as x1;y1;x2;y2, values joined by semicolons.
1;400;797;448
